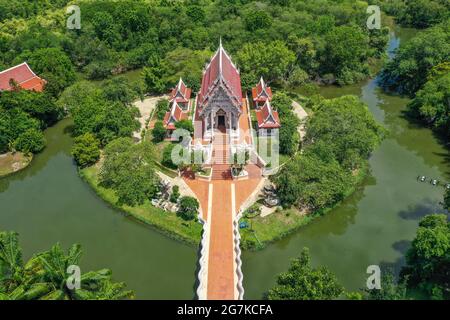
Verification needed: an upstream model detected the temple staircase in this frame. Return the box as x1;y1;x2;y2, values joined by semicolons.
211;128;232;180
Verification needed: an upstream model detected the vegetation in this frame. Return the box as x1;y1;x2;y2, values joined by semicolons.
99;138;160;207
275;95;384;210
177;196;200;221
152;121;167;143
378;0;450;28
267;248;344;300
380;20;450;96
0;90;61;155
71;133;101;168
407;67;450;137
0;0;388;91
0;231;133;300
271;92;300;156
400;214;449;300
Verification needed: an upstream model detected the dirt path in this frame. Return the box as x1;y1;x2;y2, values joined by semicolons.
133;95;167;141
292;100;308;139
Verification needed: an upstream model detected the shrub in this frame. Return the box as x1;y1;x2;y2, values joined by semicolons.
170;185;180;203
152;121;166;143
71;133;101;167
177;196;199;221
13;128;46;154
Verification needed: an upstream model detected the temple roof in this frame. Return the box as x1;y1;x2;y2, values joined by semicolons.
169;78;191;103
198;40;242;109
163;100;188;130
255;100;281;129
252;77;272;103
0;62;46;92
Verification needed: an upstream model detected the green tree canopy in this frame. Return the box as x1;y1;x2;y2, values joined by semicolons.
400;214;450;300
267;248;344;300
100;138;160;206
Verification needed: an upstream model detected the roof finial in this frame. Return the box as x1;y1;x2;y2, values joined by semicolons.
219;37;223;49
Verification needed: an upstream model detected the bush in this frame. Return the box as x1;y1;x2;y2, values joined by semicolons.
155;99;169;120
170;185;180;203
13;128;46;154
71;133;101;168
152;121;166;143
177;196;199;221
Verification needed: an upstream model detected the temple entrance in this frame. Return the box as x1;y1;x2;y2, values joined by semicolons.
218;115;225;127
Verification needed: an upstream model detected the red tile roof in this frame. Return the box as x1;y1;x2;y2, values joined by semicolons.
163;100;188;130
252;77;272;103
255;100;281;129
0;62;46;92
169;78;191;103
198;41;242;109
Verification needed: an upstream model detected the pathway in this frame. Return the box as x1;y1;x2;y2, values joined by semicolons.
183;99;262;300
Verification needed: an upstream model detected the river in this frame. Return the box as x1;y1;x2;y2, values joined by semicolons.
0;25;448;299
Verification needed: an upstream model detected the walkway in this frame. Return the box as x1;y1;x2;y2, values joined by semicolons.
183;99;262;300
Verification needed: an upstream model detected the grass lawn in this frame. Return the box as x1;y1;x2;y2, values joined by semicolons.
80;165;202;246
240;208;314;250
0;152;32;177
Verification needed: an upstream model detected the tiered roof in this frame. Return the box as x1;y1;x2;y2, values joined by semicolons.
198;40;242;109
169;78;191;103
163;100;188;130
252;77;272;104
255;100;281;129
0;62;46;92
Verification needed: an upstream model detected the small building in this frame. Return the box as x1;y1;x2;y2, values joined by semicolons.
252;77;272;109
255;100;281;136
163;100;189;137
0;62;46;92
169;78;191;111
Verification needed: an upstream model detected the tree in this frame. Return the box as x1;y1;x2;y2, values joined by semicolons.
322;26;370;85
237;41;296;89
177;196;199;221
244;10;272;31
380;21;450;96
0;231;134;300
364;270;408;300
407;72;450;136
100;138;160;206
170;185;180;204
267;248;343;300
71;133;101;168
152;121;167;143
400;214;449;299
13;128;45;154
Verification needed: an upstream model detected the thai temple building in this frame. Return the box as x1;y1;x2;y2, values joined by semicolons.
163;78;191;135
163;40;281;162
252;77;273;108
255;100;281;135
0;62;46;92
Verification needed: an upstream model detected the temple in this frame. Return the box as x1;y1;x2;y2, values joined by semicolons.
0;62;46;92
196;40;243;141
252;77;272;108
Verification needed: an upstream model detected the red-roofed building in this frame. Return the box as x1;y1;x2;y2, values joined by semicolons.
197;40;243;140
169;78;191;110
0;62;46;92
255;100;281;136
252;77;272;108
163;100;189;136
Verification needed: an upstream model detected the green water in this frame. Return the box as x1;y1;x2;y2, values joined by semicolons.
0;120;198;299
242;26;449;298
0;26;447;300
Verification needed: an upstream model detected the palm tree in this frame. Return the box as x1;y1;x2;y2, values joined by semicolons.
0;231;134;300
